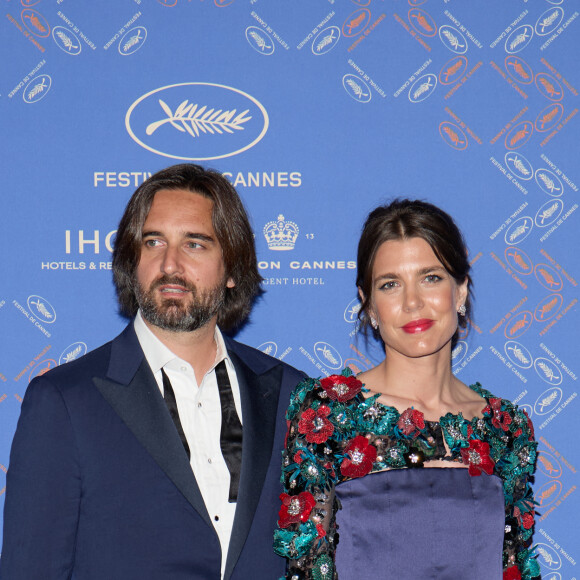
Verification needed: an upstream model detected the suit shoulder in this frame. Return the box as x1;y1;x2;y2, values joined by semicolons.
225;337;306;381
33;339;114;386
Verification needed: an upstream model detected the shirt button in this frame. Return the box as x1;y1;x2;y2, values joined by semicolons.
180;366;187;372
198;402;202;408
214;515;220;521
208;458;212;464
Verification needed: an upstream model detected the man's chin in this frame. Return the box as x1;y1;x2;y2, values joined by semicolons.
141;302;215;333
142;303;188;328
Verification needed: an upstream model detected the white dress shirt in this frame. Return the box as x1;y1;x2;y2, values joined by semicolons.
134;311;242;578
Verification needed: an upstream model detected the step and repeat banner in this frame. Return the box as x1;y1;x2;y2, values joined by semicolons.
1;0;578;573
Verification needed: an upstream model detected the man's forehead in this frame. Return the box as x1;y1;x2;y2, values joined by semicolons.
138;189;217;243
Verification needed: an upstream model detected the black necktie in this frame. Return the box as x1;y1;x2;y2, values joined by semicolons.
161;368;191;460
161;362;243;503
215;360;243;503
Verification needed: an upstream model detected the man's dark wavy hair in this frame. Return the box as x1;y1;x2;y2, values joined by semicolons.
112;163;262;331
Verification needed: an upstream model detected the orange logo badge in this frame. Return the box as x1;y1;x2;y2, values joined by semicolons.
408;8;437;37
535;480;562;508
537;451;562;478
534;294;563;322
535;264;563;291
29;359;57;382
439;122;467;150
505;121;533;150
504;56;533;84
535;103;563;132
504;247;533;275
535;73;564;101
439;56;468;85
504;310;532;339
21;9;50;37
342;9;371;37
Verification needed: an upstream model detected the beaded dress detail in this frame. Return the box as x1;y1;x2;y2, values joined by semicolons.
274;370;540;580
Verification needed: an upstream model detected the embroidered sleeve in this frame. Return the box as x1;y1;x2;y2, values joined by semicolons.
485;398;541;580
274;372;365;579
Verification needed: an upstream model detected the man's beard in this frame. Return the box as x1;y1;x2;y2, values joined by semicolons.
135;274;225;332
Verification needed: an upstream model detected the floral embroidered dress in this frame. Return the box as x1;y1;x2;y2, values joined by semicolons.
274;371;540;580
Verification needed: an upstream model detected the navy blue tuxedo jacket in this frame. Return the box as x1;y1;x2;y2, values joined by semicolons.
0;323;305;579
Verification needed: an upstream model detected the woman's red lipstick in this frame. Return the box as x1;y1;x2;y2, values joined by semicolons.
402;319;434;334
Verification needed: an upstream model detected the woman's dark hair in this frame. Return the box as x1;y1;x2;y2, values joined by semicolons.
356;198;472;336
112;163;262;331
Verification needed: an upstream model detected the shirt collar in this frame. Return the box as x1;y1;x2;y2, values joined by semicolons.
134;310;231;376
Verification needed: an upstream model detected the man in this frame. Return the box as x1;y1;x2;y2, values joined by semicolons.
1;164;305;579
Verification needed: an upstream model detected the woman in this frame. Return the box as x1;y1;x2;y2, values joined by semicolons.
274;200;539;579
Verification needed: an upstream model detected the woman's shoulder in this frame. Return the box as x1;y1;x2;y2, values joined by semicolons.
286;369;363;420
470;382;536;441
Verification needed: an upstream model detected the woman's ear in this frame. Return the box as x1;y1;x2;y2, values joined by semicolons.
456;277;468;311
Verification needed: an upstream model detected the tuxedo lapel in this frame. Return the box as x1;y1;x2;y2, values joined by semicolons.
224;347;283;579
92;324;212;529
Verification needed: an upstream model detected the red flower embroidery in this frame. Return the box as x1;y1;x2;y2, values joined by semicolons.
316;523;326;538
397;408;425;437
298;405;334;444
320;375;362;402
521;511;534;530
460;439;495;476
485;398;512;432
497;411;512;431
278;491;316;528
503;565;521;580
340;435;377;478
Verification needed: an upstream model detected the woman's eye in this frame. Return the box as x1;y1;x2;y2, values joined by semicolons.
380;281;398;290
425;274;442;283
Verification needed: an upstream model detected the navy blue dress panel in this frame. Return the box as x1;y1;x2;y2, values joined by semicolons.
334;468;505;579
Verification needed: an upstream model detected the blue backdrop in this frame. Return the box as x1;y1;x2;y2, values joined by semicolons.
1;0;578;575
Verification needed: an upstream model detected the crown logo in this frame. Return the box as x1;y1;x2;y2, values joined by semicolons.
263;215;299;251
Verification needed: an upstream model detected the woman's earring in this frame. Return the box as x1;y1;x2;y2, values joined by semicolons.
370;317;378;329
458;305;466;316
